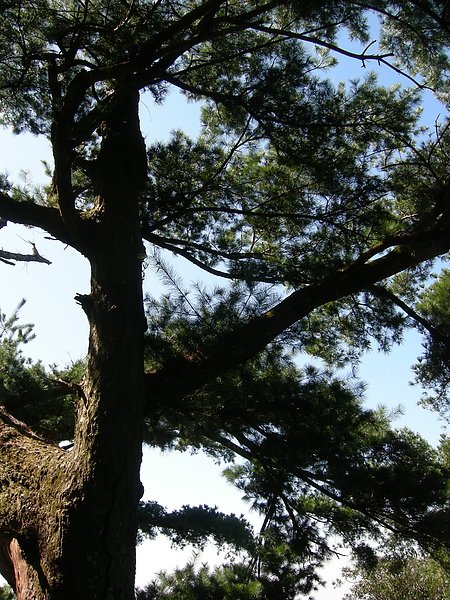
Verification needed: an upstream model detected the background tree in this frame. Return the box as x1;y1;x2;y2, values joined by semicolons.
341;541;450;600
135;560;266;600
0;2;449;599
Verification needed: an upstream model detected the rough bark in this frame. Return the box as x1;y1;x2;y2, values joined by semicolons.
0;91;147;600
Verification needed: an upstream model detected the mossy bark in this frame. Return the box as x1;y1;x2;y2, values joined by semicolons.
0;91;147;599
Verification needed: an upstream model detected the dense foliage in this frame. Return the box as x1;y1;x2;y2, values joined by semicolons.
412;270;450;420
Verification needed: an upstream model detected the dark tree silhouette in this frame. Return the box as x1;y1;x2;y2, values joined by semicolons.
0;2;449;599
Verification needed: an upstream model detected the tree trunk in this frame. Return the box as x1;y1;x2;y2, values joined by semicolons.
0;90;148;599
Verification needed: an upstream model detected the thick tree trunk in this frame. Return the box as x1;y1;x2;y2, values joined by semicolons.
0;91;148;599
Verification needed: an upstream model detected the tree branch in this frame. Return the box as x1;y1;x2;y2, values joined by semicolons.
144;231;281;283
245;22;432;90
206;429;410;545
369;284;445;341
144;225;450;408
0;245;51;266
71;0;263;142
0;406;45;442
144;230;263;261
0;193;73;246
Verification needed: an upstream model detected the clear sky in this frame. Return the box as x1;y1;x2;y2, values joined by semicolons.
0;42;448;598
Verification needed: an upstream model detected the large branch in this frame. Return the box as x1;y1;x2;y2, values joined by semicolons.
144;226;450;410
0;193;73;246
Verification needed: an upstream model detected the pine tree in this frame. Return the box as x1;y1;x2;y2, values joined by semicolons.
0;2;449;599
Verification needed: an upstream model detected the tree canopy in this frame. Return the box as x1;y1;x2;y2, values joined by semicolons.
0;2;449;599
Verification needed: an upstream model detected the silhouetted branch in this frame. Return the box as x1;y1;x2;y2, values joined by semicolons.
0;244;51;266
